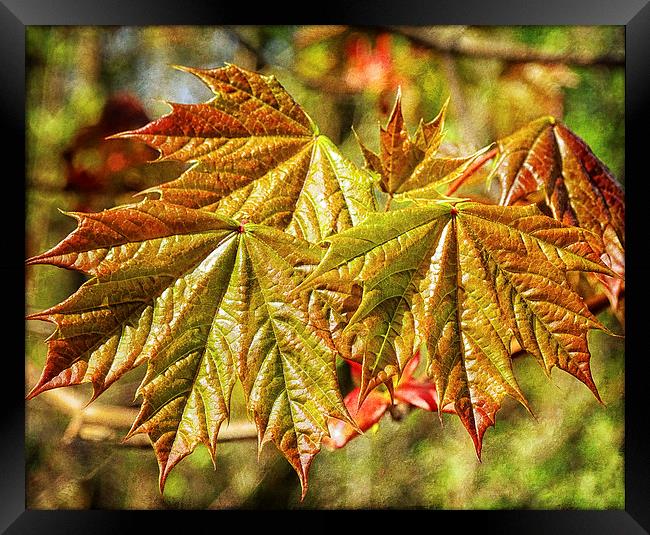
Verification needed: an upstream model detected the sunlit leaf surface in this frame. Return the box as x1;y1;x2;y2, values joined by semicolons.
302;201;614;453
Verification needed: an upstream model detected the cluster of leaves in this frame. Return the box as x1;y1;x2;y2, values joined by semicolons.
27;64;624;498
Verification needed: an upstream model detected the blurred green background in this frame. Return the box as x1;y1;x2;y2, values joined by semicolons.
25;25;624;509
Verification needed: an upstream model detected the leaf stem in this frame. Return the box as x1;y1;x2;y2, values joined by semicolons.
384;193;394;211
445;146;498;196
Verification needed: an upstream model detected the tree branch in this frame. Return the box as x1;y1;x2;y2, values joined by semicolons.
439;51;480;150
27;362;258;447
389;26;625;67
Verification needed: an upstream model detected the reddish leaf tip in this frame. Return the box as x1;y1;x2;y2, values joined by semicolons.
576;367;603;405
469;428;484;461
592;386;604;406
25;385;43;401
25;252;59;268
104;132;126;141
25;310;51;322
159;466;171;495
25;374;60;400
87;384;106;406
385;88;404;127
294;453;315;501
123;420;143;443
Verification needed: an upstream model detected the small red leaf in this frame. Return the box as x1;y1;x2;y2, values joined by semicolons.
324;387;390;449
393;350;454;413
400;349;421;383
394;382;438;412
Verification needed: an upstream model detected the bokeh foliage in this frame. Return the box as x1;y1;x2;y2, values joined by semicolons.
26;25;624;509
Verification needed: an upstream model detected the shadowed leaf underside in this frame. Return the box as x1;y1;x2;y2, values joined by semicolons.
492;116;625;307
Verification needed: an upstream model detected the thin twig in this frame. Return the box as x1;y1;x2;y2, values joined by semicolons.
27;362;258;447
389;26;625;67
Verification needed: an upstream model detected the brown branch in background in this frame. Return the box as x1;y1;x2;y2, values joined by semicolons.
292;74;360;97
439;52;480;150
225;27;267;71
389;26;625;67
228;27;357;98
26;362;258;448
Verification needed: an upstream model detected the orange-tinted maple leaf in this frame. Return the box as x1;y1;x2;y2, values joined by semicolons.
492;116;625;307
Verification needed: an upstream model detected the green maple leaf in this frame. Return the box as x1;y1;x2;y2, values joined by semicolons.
301;201;616;452
117;64;376;243
491;116;625;307
27;64;380;496
27;200;354;496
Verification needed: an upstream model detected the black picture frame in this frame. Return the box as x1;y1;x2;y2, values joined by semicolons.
5;1;648;532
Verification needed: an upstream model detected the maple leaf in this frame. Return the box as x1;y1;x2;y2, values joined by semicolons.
491;116;625;307
324;385;390;450
26;200;354;497
117;64;376;243
301;201;615;454
392;350;448;412
356;91;485;198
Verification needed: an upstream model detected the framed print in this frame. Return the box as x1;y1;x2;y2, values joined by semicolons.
4;0;649;532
